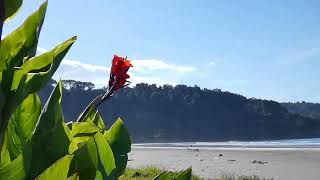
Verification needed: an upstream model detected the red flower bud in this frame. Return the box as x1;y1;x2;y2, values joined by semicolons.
109;54;132;91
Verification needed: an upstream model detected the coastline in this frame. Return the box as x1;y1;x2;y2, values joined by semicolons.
128;146;320;180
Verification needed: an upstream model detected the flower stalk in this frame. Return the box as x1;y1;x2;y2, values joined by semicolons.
76;54;132;122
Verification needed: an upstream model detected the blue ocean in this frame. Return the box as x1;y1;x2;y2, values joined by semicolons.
134;138;320;149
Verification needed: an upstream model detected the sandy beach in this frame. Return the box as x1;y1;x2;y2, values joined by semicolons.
127;147;320;180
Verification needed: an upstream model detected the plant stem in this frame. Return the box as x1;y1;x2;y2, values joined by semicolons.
76;90;113;122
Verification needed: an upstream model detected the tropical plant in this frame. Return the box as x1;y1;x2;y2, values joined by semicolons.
0;0;192;179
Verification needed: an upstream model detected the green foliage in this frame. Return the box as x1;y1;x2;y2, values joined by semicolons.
0;1;194;180
0;1;47;71
3;0;23;21
36;154;74;180
0;144;32;180
153;167;192;180
7;94;41;160
120;167;202;180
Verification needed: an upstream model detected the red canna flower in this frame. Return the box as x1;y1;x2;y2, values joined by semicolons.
109;54;132;91
77;54;133;122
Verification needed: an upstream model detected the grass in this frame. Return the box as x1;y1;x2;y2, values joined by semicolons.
119;167;272;180
119;167;202;180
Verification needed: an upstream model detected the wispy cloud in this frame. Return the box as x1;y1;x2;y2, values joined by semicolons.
61;60;109;72
132;59;196;74
208;61;216;67
37;48;196;87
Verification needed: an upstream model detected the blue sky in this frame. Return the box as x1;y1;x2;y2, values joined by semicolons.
3;0;320;102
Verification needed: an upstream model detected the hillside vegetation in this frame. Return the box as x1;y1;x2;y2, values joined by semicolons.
282;102;320;120
39;79;320;142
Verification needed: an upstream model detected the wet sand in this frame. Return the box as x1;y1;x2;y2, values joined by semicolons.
127;147;320;180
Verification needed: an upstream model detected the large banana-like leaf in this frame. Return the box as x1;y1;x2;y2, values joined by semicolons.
103;118;131;177
25;36;76;94
152;172;171;180
0;1;47;71
3;0;23;22
104;118;131;155
7;94;41;160
83;108;106;130
11;36;76;93
153;167;192;180
36;154;74;180
0;36;76;142
93;132;115;179
32;81;63;138
0;73;27;133
113;153;127;177
0;87;4;119
30;81;73;179
73;136;98;180
0;132;10;168
175;167;192;180
71;122;100;136
71;132;116;180
66;173;78;180
0;143;32;180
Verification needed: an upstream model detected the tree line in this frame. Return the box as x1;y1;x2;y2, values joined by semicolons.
39;79;320;142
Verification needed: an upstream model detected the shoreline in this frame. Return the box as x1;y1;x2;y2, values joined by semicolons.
132;145;320;151
128;147;320;180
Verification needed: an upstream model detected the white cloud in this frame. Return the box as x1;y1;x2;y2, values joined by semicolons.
208;61;216;67
61;59;109;72
132;59;196;74
36;48;196;88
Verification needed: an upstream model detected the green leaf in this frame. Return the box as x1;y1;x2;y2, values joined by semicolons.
66;173;79;180
69;121;101;153
93;132;115;179
5;122;21;161
0;143;32;180
103;118;131;177
104;118;131;155
36;154;74;180
32;81;63;138
0;132;10;168
0;71;27;127
0;86;5;124
84;108;106;130
92;113;106;130
0;1;47;71
95;170;103;180
152;172;171;180
1;36;76;135
72;136;91;146
71;122;100;137
4;0;23;21
113;154;128;177
175;167;192;180
73;137;98;180
30;81;73;179
7;94;41;159
12;36;77;94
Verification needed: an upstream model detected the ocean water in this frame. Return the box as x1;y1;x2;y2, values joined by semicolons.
133;138;320;150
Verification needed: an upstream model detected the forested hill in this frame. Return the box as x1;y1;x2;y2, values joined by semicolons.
39;79;320;142
282;102;320;120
